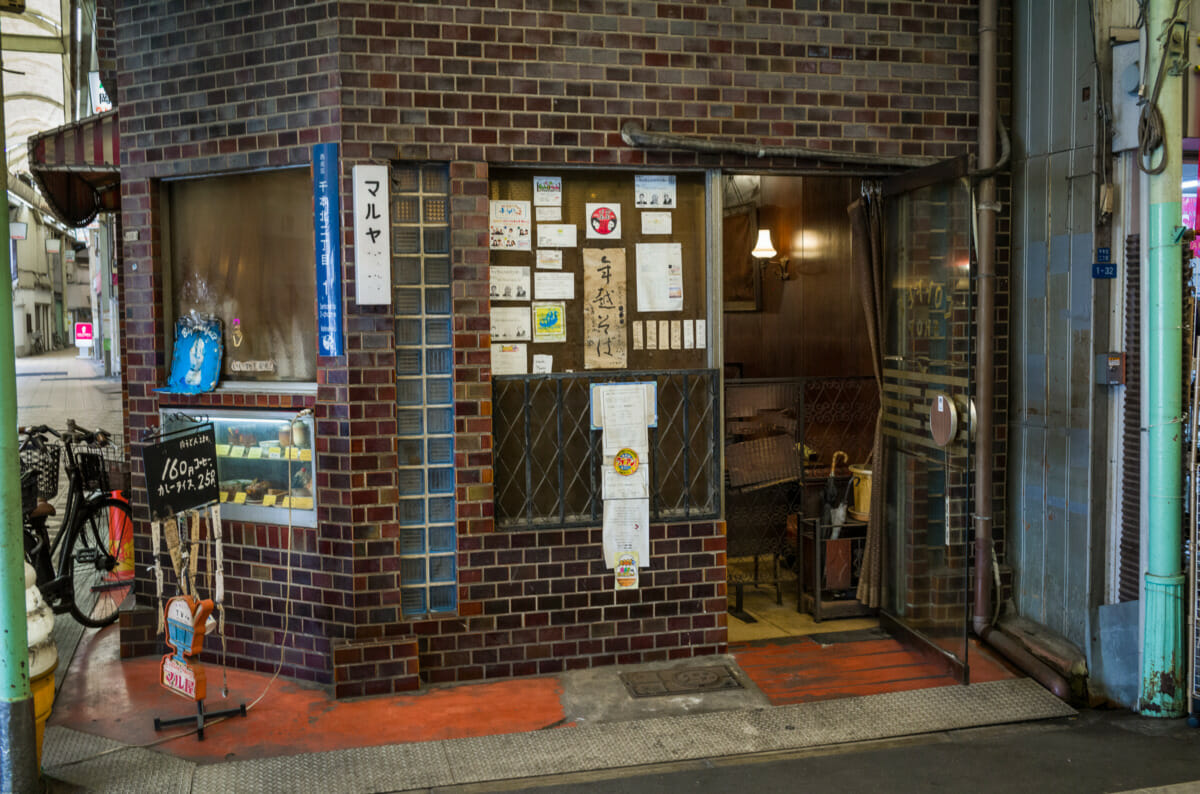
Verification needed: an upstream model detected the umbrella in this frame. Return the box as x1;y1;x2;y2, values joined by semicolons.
823;450;848;538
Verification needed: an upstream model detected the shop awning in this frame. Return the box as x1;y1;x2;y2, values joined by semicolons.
27;109;120;228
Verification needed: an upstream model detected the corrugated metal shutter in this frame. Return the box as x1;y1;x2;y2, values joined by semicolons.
1119;233;1141;602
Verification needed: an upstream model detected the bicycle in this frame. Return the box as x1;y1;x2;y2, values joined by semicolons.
20;420;133;628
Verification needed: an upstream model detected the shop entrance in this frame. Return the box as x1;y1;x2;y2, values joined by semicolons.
723;161;980;690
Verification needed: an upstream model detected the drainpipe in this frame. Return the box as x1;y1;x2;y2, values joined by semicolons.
0;31;40;791
970;0;1072;700
1139;0;1187;717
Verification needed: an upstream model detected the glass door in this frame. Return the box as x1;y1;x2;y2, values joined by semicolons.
878;159;975;681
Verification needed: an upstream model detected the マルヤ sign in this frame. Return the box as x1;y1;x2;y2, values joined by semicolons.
142;424;219;519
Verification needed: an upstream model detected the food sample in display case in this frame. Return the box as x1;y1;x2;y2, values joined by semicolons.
160;409;316;527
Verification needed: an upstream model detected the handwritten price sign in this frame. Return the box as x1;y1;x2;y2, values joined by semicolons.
143;424;220;519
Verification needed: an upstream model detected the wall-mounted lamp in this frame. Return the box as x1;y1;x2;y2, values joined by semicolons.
751;228;791;280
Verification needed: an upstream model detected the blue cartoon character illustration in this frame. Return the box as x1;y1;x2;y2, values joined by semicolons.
162;312;223;394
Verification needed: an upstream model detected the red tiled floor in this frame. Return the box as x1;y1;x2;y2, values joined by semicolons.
50;626;567;764
733;634;1021;706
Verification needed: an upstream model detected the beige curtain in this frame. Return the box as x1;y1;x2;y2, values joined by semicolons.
847;192;885;608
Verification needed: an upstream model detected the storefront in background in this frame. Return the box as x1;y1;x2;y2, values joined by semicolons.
111;1;997;696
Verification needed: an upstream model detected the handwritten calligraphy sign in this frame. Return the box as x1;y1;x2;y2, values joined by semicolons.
353;164;391;305
583;248;627;370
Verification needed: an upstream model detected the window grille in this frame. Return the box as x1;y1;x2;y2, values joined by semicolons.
493;369;720;529
393;164;456;616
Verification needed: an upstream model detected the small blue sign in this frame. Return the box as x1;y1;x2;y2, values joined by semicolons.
1092;263;1117;279
313;142;343;357
1096;246;1111;263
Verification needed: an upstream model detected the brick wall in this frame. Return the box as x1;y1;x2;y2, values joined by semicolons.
115;0;1008;689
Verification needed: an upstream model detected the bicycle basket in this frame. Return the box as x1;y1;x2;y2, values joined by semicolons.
19;443;61;500
75;442;129;493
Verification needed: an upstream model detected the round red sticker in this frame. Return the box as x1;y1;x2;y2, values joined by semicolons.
590;206;618;235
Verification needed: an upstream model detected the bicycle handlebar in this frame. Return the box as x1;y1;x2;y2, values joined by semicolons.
20;421;112;445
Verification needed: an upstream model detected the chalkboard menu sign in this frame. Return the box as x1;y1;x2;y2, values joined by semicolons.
143;424;220;519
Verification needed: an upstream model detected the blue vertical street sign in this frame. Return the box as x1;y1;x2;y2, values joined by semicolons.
313;142;344;357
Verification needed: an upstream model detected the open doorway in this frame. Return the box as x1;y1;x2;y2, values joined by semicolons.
722;174;878;641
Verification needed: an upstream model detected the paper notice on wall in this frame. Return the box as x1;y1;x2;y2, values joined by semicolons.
536;249;563;270
537;224;577;248
489;200;532;250
535;206;561;222
632;321;644;350
635;243;683;312
603;498;650;569
533;175;562;206
591;380;656;430
683;319;695;349
645;320;658;350
532;301;566;343
634;174;676;208
491;343;527;375
695;319;707;348
490;266;530;301
641;211;671;235
670;321;682;350
598;383;649;456
582;248;627;369
614;552;639;590
532;354;553;373
535;271;575;300
490;306;531;341
603;454;649;499
658;321;670;350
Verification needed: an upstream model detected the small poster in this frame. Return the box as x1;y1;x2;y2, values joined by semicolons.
583;248;628;369
614;552;639;590
532;302;567;343
489;266;530;301
490;306;531;341
670;320;682;349
683;319;695;349
489;200;532;250
536;249;563;270
641;212;671;235
491;343;527;375
537;224;577;248
632;321;644;350
603;498;650;569
535;206;561;222
535;271;575;300
634;175;676;208
695;319;707;348
586;203;621;240
645;320;657;350
532;354;553;373
636;243;684;312
533;175;562;206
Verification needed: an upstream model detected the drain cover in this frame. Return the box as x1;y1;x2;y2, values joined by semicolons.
619;665;743;698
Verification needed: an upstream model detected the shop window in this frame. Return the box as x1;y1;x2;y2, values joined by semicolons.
488;169;718;528
166;169;316;382
392;164;457;616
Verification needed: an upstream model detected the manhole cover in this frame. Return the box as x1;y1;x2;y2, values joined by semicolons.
619;665;743;698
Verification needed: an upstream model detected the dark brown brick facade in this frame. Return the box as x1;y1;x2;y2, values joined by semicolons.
113;0;1009;691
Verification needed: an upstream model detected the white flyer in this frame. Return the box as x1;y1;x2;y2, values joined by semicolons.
533;175;562;206
695;319;707;348
585;203;621;240
641;211;672;235
634;174;676;208
532;354;553;373
490;306;531;341
658;320;670;350
491;343;527;375
489;266;530;301
537;224;577;248
489;200;532;250
635;243;683;312
683;319;695;349
602;498;650;569
598;382;649;456
535;271;575;300
536;249;563;270
603;455;649;500
670;321;682;349
632;320;644;350
646;320;658;350
535;206;561;222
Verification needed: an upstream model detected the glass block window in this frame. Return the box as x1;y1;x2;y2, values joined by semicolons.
394;164;456;616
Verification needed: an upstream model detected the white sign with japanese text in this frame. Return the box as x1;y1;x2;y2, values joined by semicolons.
353;165;391;305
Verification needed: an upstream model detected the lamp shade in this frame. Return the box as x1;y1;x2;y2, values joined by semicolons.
751;228;776;259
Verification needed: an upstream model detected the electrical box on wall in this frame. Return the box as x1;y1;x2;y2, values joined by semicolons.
1111;41;1140;152
1097;352;1126;385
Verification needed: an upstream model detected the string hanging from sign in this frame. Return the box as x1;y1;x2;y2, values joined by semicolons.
152;519;165;634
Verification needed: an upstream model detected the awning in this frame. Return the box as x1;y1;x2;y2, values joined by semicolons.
27;109;120;228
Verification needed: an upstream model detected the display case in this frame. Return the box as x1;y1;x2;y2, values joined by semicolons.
161;409;316;528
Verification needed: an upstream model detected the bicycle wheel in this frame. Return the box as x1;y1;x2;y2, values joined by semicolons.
65;496;132;628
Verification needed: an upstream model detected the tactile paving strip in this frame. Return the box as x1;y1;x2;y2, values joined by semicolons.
42;726;195;794
43;678;1074;793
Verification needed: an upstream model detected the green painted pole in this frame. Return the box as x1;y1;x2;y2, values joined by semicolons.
0;31;39;791
1141;0;1187;717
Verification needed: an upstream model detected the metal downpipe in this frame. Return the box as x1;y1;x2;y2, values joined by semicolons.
970;0;1073;700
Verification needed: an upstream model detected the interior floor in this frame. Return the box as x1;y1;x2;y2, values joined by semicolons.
727;575;877;644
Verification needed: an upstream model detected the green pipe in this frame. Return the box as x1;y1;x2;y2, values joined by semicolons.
1141;0;1186;717
0;35;39;789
